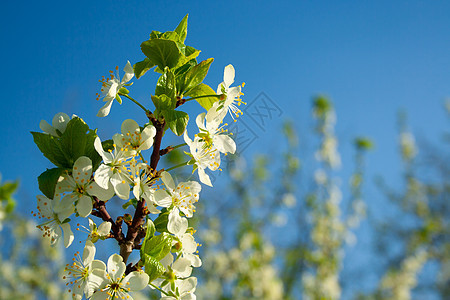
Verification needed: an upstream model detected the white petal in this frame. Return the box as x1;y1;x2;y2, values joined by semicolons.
90;290;109;300
88;181;114;201
122;61;134;83
39;119;57;136
91;260;107;272
97;221;112;236
181;234;197;254
107;254;126;281
197;168;212;187
154;190;172;207
185;253;202;268
82;240;96;265
61;223;74;248
122;270;149;291
223;65;235;87
52;112;70;133
111;174;130;199
94;164;113;189
214;135;236;154
94;137;113;163
121;119;140;135
77;195;93;218
54;194;75;213
73;156;93;186
161;171;176;191
173;258;192;278
168;208;188;235
195;113;206;130
178;277;197;294
183;130;193;146
97;98;114;117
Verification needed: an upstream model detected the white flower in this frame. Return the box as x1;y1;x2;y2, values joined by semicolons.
160;277;197;300
154;172;201;218
34;194;75;248
183;131;220;187
57;156;114;218
129;159;160;214
63;241;106;300
206;64;245;122
168;211;202;267
39;112;71;137
91;254;149;300
94;137;132;199
97;61;134;117
78;218;111;243
194;112;236;154
113;119;156;157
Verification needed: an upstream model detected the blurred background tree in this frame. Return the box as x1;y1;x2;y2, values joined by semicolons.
1;96;448;300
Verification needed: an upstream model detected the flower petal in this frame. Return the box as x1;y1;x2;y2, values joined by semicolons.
107;254;126;281
168;208;188;235
61;222;74;248
82;240;96;265
94;164;113;189
121;119;140;135
94;137;113;163
197;168;212;187
97;221;112;236
122;270;149;291
214;134;236;154
77;195;93;218
154;190;172;208
51;112;70;133
73;156;93;186
223;64;235;87
161;171;176;191
88;181;114;201
97;98;114;117
39;119;57;136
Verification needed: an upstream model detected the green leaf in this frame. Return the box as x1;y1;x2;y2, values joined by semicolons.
151;94;177;117
154;211;170;233
174;14;188;43
143;254;165;282
143;232;173;261
134;58;156;79
60;117;91;167
182;58;214;93
163;110;189;136
0;181;19;202
161;31;181;42
155;68;176;101
141;219;156;257
185;83;218;110
31;132;72;168
141;39;185;70
38;168;65;199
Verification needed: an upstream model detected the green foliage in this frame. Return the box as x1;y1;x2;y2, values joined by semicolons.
31;117;104;170
163;110;189;136
354;137;374;151
185;84;218;110
38;168;66;199
0;180;18;213
143;254;165;282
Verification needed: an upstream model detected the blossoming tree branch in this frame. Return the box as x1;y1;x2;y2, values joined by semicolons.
31;15;245;300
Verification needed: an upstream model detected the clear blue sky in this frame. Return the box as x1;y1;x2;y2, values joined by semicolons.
0;1;448;293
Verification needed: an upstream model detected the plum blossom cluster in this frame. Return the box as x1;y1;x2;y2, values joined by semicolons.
32;14;244;300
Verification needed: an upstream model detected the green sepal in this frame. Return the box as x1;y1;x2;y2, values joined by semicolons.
162;110;189;136
142;232;173;261
185;83;218;110
182;58;214;94
150;30;163;39
118;87;129;94
174;14;188;43
155;68;176;101
38;168;66;199
154;210;170;233
143;254;165;282
122;198;138;210
134;58;156;79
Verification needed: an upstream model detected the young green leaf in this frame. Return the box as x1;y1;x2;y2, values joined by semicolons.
143;232;173;261
31;132;72;168
38;168;65;199
163;110;189;136
174;14;188;43
185;83;218;110
143;254;165;282
141;39;185;70
182;58;214;93
155;67;176;101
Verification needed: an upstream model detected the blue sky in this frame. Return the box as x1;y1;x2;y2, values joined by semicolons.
0;0;448;294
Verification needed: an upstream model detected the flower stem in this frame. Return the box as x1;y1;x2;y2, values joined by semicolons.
172;143;187;149
149;283;171;296
165;160;190;172
120;93;149;113
183;94;222;102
